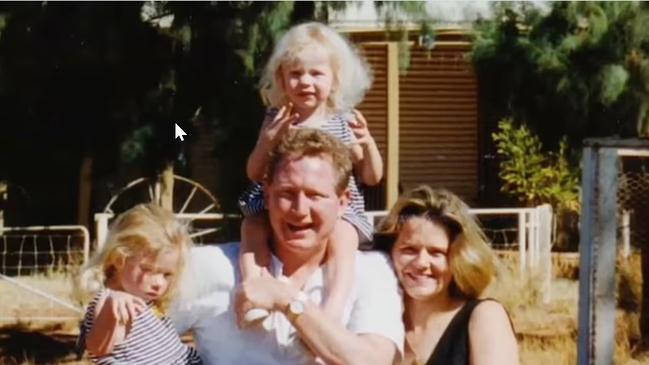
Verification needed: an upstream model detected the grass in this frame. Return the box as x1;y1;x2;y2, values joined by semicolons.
489;251;649;365
0;271;84;364
0;272;82;324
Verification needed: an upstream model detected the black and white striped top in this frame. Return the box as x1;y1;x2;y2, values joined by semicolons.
239;109;373;243
77;289;202;365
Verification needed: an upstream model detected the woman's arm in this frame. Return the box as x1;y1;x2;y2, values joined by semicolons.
469;300;519;365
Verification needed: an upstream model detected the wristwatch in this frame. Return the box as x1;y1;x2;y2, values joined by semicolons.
286;290;309;322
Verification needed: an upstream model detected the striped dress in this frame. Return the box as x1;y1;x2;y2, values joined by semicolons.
239;109;374;243
76;290;202;365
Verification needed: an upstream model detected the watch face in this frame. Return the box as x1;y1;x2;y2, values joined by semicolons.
289;300;305;315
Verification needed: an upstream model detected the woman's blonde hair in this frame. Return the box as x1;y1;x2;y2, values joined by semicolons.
375;186;497;299
76;204;191;313
260;21;372;113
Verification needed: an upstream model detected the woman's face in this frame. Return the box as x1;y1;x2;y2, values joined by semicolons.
391;216;454;301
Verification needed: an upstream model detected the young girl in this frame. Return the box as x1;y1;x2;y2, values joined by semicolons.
76;204;202;365
239;21;383;323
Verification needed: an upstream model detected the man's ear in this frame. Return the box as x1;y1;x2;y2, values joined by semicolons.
338;189;350;218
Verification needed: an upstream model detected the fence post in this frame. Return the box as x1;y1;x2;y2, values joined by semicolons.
0;182;5;237
518;211;527;276
538;204;554;304
577;146;618;365
94;213;112;251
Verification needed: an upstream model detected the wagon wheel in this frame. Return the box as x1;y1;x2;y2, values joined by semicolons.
103;175;223;243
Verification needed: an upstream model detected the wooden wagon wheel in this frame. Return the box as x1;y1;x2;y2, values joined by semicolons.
102;175;223;242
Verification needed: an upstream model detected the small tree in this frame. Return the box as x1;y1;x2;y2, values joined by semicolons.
493;118;580;212
492;118;581;249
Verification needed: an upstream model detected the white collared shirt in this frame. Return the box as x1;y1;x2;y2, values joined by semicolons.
171;243;405;365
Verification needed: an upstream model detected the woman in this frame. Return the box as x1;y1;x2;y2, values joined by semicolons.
375;186;519;365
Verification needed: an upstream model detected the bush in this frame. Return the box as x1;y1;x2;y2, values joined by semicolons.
492;118;580;213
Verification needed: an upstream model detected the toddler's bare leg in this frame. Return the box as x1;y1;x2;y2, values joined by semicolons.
323;219;359;323
239;215;272;324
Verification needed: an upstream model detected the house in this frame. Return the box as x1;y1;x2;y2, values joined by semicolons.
342;26;480;209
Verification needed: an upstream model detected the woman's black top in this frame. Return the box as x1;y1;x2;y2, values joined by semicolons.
425;299;512;365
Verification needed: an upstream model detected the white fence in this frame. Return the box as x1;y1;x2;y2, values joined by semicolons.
96;207;553;279
94;212;240;250
366;204;554;280
0;204;554;323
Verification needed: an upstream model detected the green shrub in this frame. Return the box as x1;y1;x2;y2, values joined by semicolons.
492;118;580;213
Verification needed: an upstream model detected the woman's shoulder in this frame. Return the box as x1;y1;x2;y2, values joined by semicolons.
469;299;510;321
468;299;514;335
466;300;519;364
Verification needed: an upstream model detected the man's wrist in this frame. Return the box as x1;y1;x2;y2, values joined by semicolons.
284;290;309;322
273;278;299;311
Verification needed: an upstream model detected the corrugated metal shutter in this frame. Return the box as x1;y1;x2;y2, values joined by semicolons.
357;44;388;210
399;45;478;204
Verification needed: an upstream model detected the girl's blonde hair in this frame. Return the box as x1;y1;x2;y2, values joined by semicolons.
260;22;372;113
76;204;191;313
375;186;497;299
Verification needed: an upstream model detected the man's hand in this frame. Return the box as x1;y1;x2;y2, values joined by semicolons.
257;103;300;150
234;273;297;328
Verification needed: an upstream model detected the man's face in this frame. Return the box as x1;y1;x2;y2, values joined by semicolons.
265;154;347;254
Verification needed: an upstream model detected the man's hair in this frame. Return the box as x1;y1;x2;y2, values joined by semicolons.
265;128;352;194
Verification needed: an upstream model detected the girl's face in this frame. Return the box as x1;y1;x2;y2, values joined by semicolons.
279;45;335;114
391;217;454;302
116;248;180;302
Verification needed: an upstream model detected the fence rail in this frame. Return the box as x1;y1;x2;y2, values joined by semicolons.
366;205;554;279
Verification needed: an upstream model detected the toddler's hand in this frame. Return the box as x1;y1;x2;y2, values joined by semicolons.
258;103;300;149
347;109;375;148
105;290;147;325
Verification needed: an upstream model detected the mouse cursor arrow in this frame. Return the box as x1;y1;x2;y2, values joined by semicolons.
175;123;187;141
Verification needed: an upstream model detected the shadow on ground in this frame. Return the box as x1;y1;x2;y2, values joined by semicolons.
0;323;82;364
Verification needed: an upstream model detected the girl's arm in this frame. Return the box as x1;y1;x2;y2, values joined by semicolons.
85;290;146;357
348;110;383;186
247;105;299;182
469;300;519;365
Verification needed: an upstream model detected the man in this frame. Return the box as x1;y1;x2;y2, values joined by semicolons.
172;129;404;365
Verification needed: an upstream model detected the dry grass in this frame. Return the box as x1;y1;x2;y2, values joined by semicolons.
489;251;649;365
0;272;81;324
0;272;84;364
